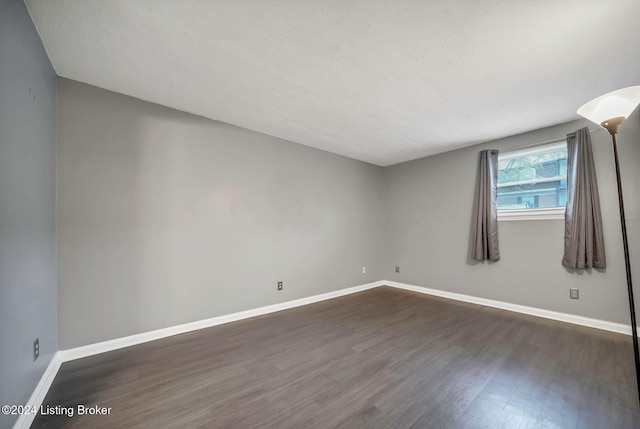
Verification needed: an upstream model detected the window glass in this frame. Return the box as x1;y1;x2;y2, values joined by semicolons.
497;143;567;211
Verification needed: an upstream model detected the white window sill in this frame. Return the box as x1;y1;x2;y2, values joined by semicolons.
498;207;565;221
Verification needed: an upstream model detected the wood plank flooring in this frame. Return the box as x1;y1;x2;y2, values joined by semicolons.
32;287;640;428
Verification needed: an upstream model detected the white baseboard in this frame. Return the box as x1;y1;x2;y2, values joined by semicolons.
383;280;636;336
60;280;385;362
13;351;63;429
54;279;640;362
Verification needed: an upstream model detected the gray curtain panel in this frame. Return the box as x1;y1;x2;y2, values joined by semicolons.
562;127;606;269
471;149;500;262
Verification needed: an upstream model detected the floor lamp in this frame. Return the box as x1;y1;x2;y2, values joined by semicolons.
577;86;640;405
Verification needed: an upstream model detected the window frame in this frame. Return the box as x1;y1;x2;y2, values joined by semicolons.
496;142;567;222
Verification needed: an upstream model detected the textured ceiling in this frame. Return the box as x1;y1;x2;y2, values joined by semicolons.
25;0;640;166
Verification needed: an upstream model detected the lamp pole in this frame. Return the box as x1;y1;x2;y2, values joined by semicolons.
578;87;640;405
602;117;640;406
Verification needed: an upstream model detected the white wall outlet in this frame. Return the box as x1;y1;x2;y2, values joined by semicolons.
362;266;366;274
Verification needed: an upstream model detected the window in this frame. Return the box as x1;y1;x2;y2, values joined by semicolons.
497;142;567;220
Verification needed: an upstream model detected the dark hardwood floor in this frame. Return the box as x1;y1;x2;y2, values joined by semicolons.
32;287;640;428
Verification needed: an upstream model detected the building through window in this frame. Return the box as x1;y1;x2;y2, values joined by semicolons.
497;142;567;212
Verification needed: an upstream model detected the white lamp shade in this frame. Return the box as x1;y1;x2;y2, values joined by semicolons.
577;86;640;125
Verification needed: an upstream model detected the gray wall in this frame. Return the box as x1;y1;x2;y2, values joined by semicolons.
385;112;640;325
52;49;640;349
56;79;385;349
0;0;58;427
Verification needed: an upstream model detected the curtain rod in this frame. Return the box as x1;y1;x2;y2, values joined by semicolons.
512;127;602;152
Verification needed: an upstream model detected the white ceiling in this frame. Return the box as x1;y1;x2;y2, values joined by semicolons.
26;0;640;166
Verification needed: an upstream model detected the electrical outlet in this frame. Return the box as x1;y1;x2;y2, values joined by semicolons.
570;288;579;299
395;266;400;273
362;267;366;274
33;338;39;361
277;281;283;291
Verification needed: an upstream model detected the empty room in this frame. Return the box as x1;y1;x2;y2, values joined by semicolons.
3;0;640;428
